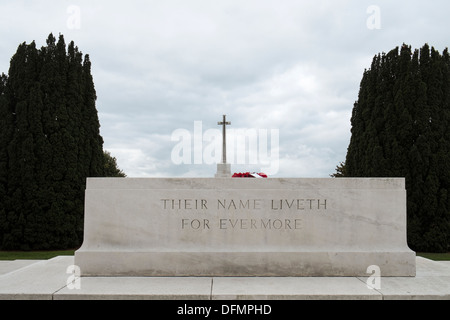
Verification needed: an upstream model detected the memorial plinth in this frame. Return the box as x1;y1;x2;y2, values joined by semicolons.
75;178;416;277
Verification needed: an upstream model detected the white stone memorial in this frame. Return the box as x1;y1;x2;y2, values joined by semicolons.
75;115;415;277
75;177;416;277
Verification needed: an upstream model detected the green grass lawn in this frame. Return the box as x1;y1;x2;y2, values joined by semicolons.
416;252;450;261
0;250;449;261
0;250;75;261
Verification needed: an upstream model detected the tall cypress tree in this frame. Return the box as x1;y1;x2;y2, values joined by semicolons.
0;73;10;243
343;44;450;252
0;34;117;250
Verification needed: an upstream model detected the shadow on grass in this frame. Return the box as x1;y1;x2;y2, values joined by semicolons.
0;250;75;261
416;252;450;261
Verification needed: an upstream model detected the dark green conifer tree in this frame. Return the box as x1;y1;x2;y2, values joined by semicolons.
0;34;124;250
343;44;450;252
0;73;10;243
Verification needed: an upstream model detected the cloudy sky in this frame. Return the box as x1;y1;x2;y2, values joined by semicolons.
1;0;449;178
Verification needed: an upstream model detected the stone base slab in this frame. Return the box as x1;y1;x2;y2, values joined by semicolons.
75;251;416;277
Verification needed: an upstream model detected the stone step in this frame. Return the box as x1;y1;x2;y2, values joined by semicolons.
0;256;449;300
0;256;73;300
0;260;40;276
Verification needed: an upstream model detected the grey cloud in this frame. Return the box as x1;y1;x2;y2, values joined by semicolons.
1;0;450;178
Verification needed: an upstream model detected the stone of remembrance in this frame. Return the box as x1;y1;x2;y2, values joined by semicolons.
75;177;416;277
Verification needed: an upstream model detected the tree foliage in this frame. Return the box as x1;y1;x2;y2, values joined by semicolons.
330;161;346;178
342;44;450;252
104;151;126;178
0;34;125;250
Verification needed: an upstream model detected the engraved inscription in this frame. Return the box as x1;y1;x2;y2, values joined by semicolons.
160;197;328;231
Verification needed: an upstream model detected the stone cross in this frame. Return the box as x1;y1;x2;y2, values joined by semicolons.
218;115;231;164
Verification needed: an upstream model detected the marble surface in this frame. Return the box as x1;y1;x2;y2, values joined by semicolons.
75;177;416;276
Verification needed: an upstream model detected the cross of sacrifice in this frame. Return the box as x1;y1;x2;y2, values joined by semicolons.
218;115;231;164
